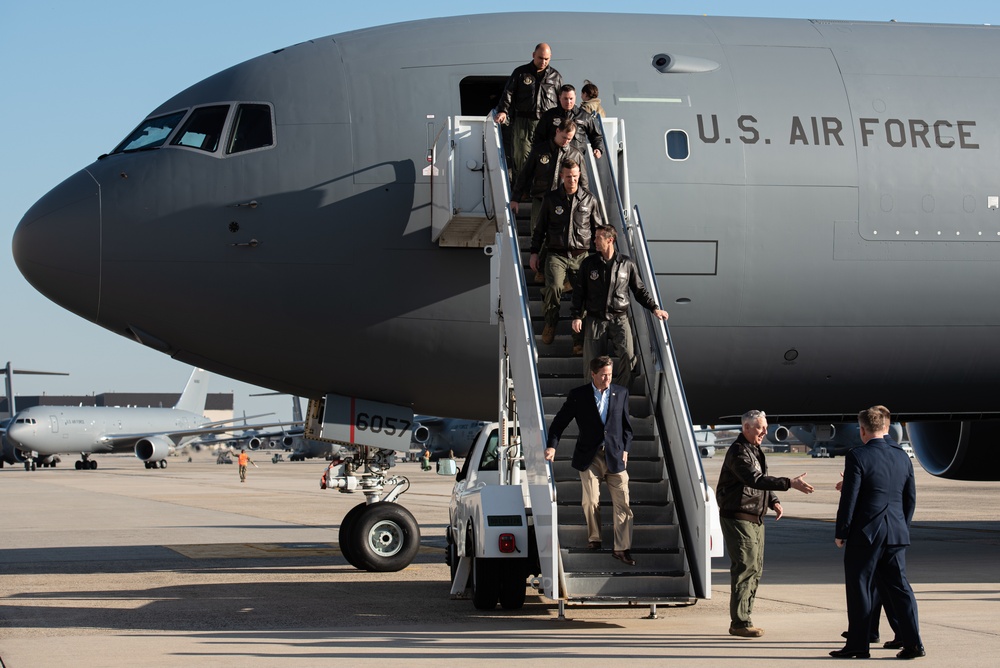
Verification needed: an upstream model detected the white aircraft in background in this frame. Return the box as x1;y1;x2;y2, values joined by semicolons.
5;368;292;471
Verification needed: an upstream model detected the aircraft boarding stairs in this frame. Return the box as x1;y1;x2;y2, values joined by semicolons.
433;117;715;610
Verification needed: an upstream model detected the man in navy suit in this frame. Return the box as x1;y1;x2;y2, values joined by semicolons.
831;406;925;660
545;355;636;565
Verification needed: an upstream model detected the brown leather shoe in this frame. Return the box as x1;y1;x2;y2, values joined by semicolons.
541;325;555;344
572;344;583;356
728;625;764;638
563;280;573;292
534;271;545;284
587;541;602;550
612;550;636;566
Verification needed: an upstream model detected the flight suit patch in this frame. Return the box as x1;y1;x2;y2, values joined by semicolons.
554;206;564;215
540;155;550;164
523;75;534;85
589;270;600;281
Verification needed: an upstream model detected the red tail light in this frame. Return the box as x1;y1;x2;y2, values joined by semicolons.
499;533;516;553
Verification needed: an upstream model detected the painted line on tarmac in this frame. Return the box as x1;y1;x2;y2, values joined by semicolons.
164;543;442;559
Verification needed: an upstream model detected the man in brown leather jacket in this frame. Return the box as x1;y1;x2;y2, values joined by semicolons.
716;410;813;638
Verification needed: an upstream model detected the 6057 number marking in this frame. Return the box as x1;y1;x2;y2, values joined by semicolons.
355;412;411;437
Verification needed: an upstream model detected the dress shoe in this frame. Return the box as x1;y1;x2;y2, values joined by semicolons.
841;632;880;643
882;639;904;650
895;646;925;660
534;271;545;284
612;550;636;566
572;343;583;356
541;325;555;344
728;625;764;638
829;647;870;659
563;279;573;292
587;541;602;550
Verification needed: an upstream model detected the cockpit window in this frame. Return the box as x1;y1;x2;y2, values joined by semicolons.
171;105;230;152
112;111;187;153
227;104;274;154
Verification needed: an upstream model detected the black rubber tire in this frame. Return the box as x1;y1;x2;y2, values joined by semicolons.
90;460;98;470
351;502;420;572
338;502;369;569
498;563;527;610
471;557;500;610
75;461;82;470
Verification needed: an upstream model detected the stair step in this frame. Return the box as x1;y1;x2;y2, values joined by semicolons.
558;523;680;549
544;395;650;418
551;459;663;482
563;572;691;598
561;548;684;573
555;478;669;504
557;503;675;527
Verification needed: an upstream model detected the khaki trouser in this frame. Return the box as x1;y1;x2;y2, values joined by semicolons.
582;314;635;388
720;517;765;628
580;450;633;551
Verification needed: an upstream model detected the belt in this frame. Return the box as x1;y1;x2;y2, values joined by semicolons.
552;248;588;258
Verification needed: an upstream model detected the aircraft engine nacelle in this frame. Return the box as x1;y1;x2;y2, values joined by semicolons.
135;435;171;462
766;425;789;443
412;424;430;445
908;421;1000;480
247;437;263;449
281;435;294;447
2;435;28;464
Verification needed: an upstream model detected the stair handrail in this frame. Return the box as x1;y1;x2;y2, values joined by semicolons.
482;116;563;600
586;116;713;598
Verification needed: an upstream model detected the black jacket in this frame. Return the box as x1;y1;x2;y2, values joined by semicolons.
533;105;605;155
716;433;791;523
511;140;588;201
571;251;659;320
530;185;603;254
495;62;562;120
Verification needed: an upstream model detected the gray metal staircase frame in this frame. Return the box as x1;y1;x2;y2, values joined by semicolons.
481;118;562;601
586;117;714;599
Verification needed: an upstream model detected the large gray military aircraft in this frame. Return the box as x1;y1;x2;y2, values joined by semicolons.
11;11;1000;498
5;368;291;470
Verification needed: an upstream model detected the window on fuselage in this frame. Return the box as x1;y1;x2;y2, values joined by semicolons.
227;104;274;154
172;105;230;152
112;110;187;153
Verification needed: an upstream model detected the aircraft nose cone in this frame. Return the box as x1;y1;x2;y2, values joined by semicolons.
12;170;101;322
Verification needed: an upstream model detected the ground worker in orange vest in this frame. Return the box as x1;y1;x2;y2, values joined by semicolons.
238;449;257;482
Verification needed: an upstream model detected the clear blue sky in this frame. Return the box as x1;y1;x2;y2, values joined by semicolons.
2;1;997;420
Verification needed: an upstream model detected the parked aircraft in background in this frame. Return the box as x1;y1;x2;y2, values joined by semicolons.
203;395;338;461
768;421;905;458
5;368;292;470
1;361;69;468
411;416;488;460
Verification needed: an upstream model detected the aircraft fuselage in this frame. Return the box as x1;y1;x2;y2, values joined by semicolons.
14;13;1000;425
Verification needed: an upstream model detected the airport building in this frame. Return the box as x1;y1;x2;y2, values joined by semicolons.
1;393;233;423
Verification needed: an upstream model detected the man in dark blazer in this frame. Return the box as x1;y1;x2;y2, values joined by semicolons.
544;355;636;565
831;406;925;660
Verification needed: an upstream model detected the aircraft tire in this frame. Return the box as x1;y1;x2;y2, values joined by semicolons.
75;461;82;470
90;460;98;470
471;557;500;610
498;566;527;610
351;502;420;572
338;502;369;569
159;460;167;469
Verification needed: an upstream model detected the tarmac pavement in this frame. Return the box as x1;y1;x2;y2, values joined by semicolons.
0;452;997;666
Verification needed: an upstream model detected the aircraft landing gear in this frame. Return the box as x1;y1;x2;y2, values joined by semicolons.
75;455;98;470
24;459;36;471
327;448;421;572
143;460;168;469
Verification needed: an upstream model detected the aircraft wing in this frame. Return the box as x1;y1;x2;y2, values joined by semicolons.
94;421;303;450
193;426;305;448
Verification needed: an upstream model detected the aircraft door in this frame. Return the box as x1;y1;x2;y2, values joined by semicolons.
49;415;58;434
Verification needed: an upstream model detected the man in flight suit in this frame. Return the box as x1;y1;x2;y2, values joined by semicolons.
494;42;562;179
533;84;605;160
